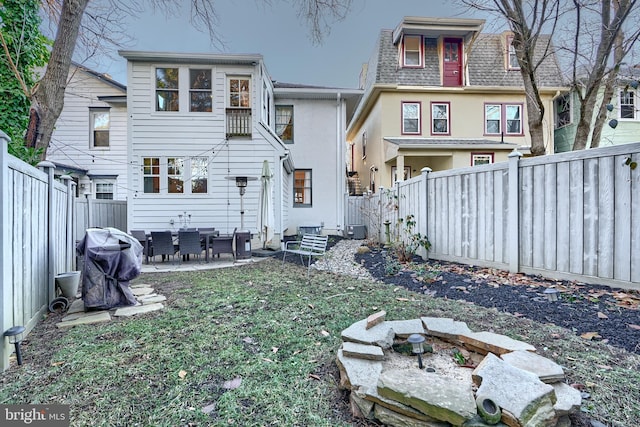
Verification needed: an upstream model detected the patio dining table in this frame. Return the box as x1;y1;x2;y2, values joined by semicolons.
143;229;221;263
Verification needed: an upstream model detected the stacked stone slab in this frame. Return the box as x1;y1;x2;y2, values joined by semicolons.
337;313;582;427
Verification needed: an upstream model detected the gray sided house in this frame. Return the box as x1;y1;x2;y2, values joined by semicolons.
45;62;128;200
120;51;360;243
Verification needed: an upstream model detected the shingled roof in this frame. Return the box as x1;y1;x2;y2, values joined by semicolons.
362;27;565;90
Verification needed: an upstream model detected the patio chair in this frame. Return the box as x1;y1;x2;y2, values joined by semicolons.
178;230;204;261
130;230;150;263
150;231;178;263
209;228;236;261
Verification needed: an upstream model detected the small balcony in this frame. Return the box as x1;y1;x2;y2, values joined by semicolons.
226;108;252;137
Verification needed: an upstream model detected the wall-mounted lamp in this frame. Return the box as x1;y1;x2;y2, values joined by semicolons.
4;326;26;365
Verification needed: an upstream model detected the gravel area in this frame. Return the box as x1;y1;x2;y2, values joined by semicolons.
298;238;640;356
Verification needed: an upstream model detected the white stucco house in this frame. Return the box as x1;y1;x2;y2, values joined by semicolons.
45;62;128;200
119;50;361;244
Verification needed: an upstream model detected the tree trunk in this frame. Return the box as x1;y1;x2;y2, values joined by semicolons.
26;0;89;158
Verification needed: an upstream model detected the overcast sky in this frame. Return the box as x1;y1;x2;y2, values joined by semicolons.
82;0;480;89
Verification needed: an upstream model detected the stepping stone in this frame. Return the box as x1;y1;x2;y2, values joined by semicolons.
472;353;556;427
374;404;450;427
342;342;384;361
130;287;154;296
460;331;536;355
56;311;111;328
386;319;425;338
113;302;164;317
138;294;167;305
366;310;386;329
341;319;395;348
501;350;565;383
130;283;151;288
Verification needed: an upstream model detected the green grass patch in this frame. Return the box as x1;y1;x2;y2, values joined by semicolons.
0;258;638;426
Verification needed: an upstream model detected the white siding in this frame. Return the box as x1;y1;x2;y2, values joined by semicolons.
46;66;128;199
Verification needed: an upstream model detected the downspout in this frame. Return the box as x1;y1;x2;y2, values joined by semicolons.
336;92;343;234
279;151;288;249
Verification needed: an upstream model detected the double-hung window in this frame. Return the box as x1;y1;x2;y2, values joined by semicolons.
293;169;312;207
402;102;421;134
191;157;208;193
167;158;184;194
189;69;212;112
275;105;294;143
95;182;114;199
90;108;110;148
156;68;179;111
507;35;520;70
485;103;523;135
403;35;423;67
431;102;450;135
620;89;637;119
227;77;251;136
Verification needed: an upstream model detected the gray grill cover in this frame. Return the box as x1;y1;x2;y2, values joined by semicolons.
76;227;143;310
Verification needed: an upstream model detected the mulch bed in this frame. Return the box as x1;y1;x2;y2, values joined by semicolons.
355;246;640;355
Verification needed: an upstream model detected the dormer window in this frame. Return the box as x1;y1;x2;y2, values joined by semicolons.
402;35;423;67
507;35;520;70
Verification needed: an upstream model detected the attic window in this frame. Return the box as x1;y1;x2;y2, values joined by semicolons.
507;35;520;70
403;35;423;67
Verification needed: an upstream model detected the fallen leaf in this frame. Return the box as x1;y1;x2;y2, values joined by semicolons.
261;358;273;363
597;365;612;370
201;403;216;415
597;312;609;319
396;297;409;301
293;349;302;355
178;370;187;379
320;330;330;337
308;304;314;309
628;324;640;330
272;347;279;353
308;374;321;381
513;312;525;318
223;377;242;389
585;381;597;388
50;361;65;367
580;332;601;340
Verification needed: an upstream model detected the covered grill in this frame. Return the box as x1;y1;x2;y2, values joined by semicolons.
76;227;143;310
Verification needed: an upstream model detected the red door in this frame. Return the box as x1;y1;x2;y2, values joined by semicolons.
443;38;462;87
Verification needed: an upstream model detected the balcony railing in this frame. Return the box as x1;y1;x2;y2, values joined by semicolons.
226;108;252;137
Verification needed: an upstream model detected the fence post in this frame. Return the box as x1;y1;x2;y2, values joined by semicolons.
420;167;432;260
37;161;56;305
0;132;11;371
507;149;522;273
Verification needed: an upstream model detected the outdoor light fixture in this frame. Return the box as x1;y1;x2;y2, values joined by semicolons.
4;326;26;366
407;333;426;369
543;288;560;302
225;175;257;231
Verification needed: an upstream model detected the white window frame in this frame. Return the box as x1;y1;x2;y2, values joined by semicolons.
275;105;294;143
142;157;210;195
143;157;160;194
471;153;494;166
155;67;180;112
431;102;450;135
484;103;523;136
402;35;423;67
402;102;421;135
227;76;251;108
507;35;520;70
189;69;212;112
94;180;115;200
89;108;110;149
190;157;208;194
619;89;638;120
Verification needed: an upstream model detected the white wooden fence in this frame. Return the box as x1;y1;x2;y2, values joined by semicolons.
0;133;129;371
346;142;640;290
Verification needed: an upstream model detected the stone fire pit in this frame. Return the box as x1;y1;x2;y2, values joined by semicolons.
336;312;582;427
